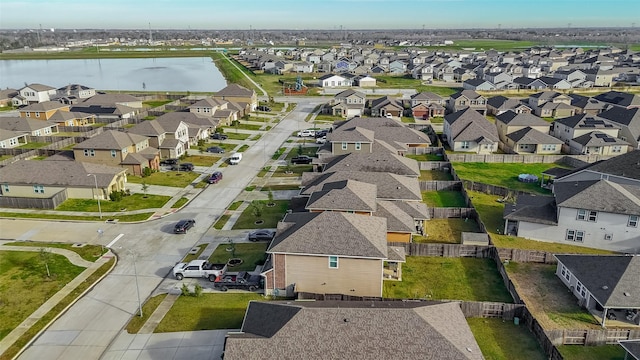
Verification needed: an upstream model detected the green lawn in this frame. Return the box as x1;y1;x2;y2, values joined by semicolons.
155;293;263;332
228;201;243;211
6;242;106;262
272;165;313;177
182;244;207;263
125;294;167;334
257;166;270;177
272;147;286;160
142;100;172;108
17;142;48;149
375;75;460;96
429;117;444;124
452;163;563;195
284;146;320;160
171;197;189;208
211;52;257;92
383;257;512;302
0;211;152;222
223;132;251;140
419;170;453;181
468;191;615;254
414;218;481;244
56;194;170;212
406;154;444;161
262;184;302;191
0;251;85;341
223;123;262;131
182;154;220;166
422;190;468;207
208;243;268;272
558;345;626;360
127;171;199;187
232;200;289;229
213;214;231;230
237;144;250;152
468;318;546;360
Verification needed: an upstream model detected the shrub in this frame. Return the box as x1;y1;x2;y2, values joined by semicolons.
142;167;152;177
194;283;203;297
181;283;190;296
109;190;125;202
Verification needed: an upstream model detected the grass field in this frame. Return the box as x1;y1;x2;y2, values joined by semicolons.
6;242;106;262
127;171;199;187
213;214;231;230
125;294;167;334
383;257;512;302
558;345;626;360
272;165;313;177
56;194;171;212
414;218;481;244
468;191;614;254
375;75;460;96
142;100;172;108
422;190;468;207
155;293;263;332
406;154;445;161
0;211;152;222
0;251;85;341
171;197;189;208
419;170;453;180
452;162;563;195
232;200;289;229
182;154;220;166
285;146;320;159
211;52;257;92
468;318;546;360
208;243;268;272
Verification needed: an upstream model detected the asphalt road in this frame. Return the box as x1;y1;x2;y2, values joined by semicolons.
2;97;325;360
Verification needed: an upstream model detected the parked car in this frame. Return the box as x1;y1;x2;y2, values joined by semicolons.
257;105;271;111
316;136;327;144
160;158;179;166
172;260;227;281
248;229;276;242
173;219;196;234
229;152;242;165
208;171;223;184
210;133;228;140
213;271;263;292
207;146;225;154
314;129;329;138
297;129;315;137
291;155;313;164
172;163;194;171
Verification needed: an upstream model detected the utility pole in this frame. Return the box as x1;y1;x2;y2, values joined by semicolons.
149;22;152;44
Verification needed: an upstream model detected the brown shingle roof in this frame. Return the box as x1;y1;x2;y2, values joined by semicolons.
0;160;124;187
73;130;148;150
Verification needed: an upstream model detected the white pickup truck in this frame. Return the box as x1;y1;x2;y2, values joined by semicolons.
172;260;227;281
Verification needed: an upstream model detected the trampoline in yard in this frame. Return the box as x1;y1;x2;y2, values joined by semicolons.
518;174;539;183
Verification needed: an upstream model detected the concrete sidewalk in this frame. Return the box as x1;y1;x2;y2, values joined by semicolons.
0;250;117;357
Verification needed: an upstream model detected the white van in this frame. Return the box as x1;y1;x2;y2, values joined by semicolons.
229;152;242;165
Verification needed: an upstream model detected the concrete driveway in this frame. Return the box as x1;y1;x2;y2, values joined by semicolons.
8;97;320;360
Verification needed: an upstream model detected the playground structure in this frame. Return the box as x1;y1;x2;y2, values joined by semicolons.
283;76;308;95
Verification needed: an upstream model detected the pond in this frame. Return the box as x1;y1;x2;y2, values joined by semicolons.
0;57;226;92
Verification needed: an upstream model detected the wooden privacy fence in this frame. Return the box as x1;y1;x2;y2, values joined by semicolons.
419;180;461;191
407;146;444;156
445;153;610;164
387;242;493;258
417;161;451;170
428;207;475;219
0;189;68;209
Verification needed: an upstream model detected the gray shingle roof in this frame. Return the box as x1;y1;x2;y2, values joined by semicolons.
558;150;640;181
48;110;95;122
25;83;55;91
445;108;499;143
555;255;640;308
0;129;26;141
570;131;628;147
374;200;417;233
594;91;640;108
82;93;141;107
0;160;124;187
224;301;484;360
554;114;619;130
554;179;640;215
19;101;67;112
598;107;640;143
323;152;420;176
506;127;563;144
301;171;422;201
74;130;148;150
619;340;640;360
503;195;558;225
496;111;550;127
305;180;377;212
0;117;57;132
328;126;375;143
268;211;388;258
215;83;254;97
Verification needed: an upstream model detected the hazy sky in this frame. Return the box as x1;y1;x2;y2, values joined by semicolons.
1;0;638;30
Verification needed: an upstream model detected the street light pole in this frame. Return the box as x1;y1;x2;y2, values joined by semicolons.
131;251;143;318
87;173;102;219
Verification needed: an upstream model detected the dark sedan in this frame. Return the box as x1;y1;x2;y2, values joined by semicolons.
208;171;223;184
248;229;276;242
210;133;228;140
174;219;196;234
207;146;225;154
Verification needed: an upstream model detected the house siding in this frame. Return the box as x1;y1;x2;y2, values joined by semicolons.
387;232;411;243
284;254;383;297
330;142;372;155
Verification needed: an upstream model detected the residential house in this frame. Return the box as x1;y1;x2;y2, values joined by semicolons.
409;92;447;108
369;96;404;118
0;160;128;209
354;75;376;87
528;91;575;118
443;108;499;154
0;117;59;136
0;129;28;148
16;83;57;104
568;132;630;156
551;114;620;146
19;101;70;120
594;91;640;109
55;84;96;104
69;104;138;122
598;107;640;149
462;79;496;91
619;340;640;360
188;98;237;125
569;94;610;115
0;88;18;107
48;110;97;126
554;255;640;327
484;72;513;86
73;130;160;176
487;96;532;116
223;301;484;360
81;93;143;109
318;74;351;88
503;151;640;252
447;90;487;115
293;62;314;73
329;89;366;118
213;83;258;111
513;77;549;90
495;112;560;154
538;76;572;90
301;171;422;202
128;117;190;159
262;211;399;297
584;69;618;87
322;152;420;177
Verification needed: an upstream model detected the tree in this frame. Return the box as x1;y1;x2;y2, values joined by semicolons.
267;189;275;206
141;181;149;197
250;201;264;218
296;144;304;156
39;247;51;277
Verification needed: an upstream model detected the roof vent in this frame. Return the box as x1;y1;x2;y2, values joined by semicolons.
624;292;630;296
466;348;473;352
602;285;609;290
343;318;349;323
397;186;401;189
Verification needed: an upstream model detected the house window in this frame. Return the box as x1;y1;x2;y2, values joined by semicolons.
341;142;348;150
328;256;338;269
33;185;44;194
83;149;95;157
9;138;17;146
461;141;469;149
35;112;40;118
577;209;597;222
2;184;9;193
26;113;30;117
612;146;622;153
355;142;361;150
576;281;586;298
566;229;584;242
122;148;128;154
560;264;571;282
604;234;613;241
629;215;639;228
111;150;117;158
